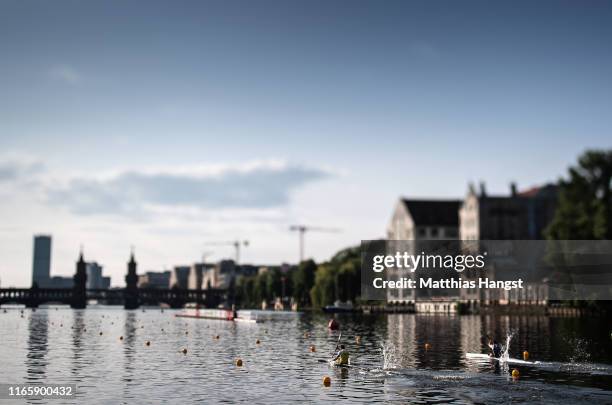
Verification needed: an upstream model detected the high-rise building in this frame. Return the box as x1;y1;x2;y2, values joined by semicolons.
32;235;52;287
86;262;103;289
84;261;111;289
169;266;190;289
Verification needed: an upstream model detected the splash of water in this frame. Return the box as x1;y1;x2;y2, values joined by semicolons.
567;337;591;364
500;331;514;363
381;342;398;370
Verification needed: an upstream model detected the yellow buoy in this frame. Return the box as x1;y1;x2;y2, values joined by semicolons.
145;341;151;346
235;358;243;367
523;351;529;361
425;343;431;350
323;376;331;386
512;369;520;378
256;339;261;345
310;345;316;353
181;348;187;355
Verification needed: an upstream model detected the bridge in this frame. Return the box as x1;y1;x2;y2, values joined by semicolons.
0;251;227;309
0;286;226;309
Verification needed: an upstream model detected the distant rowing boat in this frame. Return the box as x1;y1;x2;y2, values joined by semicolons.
466;352;539;365
176;308;262;323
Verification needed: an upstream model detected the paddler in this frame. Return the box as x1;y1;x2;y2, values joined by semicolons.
331;344;350;366
487;338;502;358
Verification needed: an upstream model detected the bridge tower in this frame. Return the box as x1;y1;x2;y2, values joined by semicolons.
71;251;87;309
124;250;139;309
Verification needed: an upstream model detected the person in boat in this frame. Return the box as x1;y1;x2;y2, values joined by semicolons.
332;344;350;366
487;338;502;358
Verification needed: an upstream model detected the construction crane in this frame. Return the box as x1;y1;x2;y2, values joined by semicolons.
203;240;249;264
289;225;340;263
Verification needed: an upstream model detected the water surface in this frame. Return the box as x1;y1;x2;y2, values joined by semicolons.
1;308;611;404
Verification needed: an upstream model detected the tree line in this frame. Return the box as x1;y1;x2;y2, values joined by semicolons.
234;245;360;309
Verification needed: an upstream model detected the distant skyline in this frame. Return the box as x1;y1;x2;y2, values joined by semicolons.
1;0;611;287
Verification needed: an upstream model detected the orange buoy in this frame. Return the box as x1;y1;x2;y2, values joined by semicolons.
145;341;151;346
185;331;189;335
256;339;261;345
304;332;310;338
355;336;361;344
214;335;220;340
425;343;431;350
119;336;124;340
181;348;187;355
523;351;529;361
512;369;520;378
328;319;339;330
235;358;243;367
99;332;103;336
310;345;316;353
323;376;331;386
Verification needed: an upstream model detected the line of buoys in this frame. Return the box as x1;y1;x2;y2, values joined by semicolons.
235;358;243;367
323;376;331;386
512;369;520;379
523;351;529;361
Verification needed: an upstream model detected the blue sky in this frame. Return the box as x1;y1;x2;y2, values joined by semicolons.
1;0;611;286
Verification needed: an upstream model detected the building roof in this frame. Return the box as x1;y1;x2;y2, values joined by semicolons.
517;184;558;198
401;199;461;227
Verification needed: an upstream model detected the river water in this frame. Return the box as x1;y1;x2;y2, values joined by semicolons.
0;308;611;404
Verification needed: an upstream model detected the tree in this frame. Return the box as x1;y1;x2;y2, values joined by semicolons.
546;150;612;240
265;267;282;300
310;264;336;308
292;259;316;305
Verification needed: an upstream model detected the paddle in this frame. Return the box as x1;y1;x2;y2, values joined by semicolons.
333;332;342;354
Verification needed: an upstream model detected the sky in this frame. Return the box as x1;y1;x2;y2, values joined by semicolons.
1;0;611;287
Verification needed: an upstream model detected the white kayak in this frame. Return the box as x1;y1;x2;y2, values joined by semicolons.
466;353;540;365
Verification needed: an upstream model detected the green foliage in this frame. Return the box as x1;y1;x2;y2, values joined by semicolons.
310;264;336;308
310;245;361;308
292;259;316;305
546;150;612;240
234;245;362;309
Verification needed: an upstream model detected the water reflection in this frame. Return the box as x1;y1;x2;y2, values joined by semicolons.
1;309;610;404
26;310;48;382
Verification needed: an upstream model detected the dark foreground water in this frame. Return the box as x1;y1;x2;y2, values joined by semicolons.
0;307;611;404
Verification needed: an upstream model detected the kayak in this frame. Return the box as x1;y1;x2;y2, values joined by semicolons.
466;352;540;365
318;359;351;368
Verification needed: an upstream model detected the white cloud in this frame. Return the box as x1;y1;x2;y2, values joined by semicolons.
44;160;333;216
48;64;81;85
